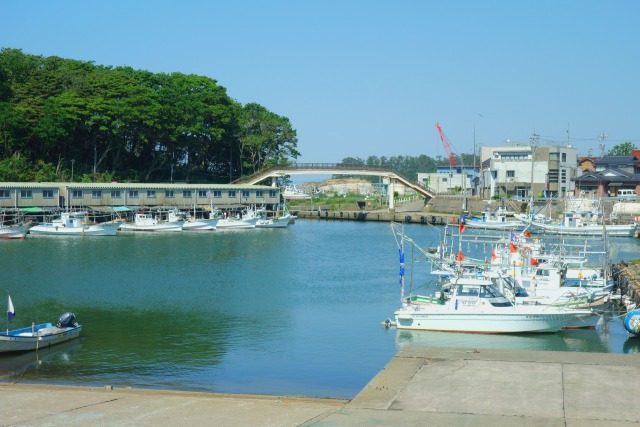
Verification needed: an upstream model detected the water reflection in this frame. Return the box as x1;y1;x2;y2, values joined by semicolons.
0;340;81;380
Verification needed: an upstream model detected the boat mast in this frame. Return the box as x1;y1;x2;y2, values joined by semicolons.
399;224;406;303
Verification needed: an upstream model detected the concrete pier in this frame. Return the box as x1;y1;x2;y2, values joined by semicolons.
2;347;639;426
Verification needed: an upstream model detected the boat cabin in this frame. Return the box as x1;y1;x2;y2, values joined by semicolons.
449;279;514;308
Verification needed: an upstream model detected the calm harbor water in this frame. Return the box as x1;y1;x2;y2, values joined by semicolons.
1;220;639;399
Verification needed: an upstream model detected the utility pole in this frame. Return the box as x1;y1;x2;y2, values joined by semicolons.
599;132;607;157
529;132;539;199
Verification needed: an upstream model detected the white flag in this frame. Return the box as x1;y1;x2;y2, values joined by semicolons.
7;295;15;323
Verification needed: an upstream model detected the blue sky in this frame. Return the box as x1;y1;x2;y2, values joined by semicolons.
3;1;639;164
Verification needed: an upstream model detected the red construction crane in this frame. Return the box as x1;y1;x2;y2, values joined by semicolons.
435;122;458;166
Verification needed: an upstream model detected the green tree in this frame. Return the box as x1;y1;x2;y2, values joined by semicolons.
237;103;299;176
608;142;637;156
0;49;299;183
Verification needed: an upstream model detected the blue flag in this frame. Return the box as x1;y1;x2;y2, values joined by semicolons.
398;248;405;284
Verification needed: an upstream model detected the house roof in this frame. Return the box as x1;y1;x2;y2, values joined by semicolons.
595;155;639;166
574;168;640;184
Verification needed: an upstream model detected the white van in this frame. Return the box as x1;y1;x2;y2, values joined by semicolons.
618;189;637;199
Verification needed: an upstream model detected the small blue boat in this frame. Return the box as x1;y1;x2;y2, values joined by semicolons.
0;296;81;353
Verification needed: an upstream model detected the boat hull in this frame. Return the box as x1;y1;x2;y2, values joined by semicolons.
464;220;524;231
394;305;590;333
216;218;258;229
119;222;183;232
527;222;636;237
0;225;29;240
256;217;290;228
29;222;120;236
182;218;219;231
0;323;82;353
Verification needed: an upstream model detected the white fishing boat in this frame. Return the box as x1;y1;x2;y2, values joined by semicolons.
393;277;593;333
182;211;219;231
464;210;524;231
526;208;636;237
216;209;260;230
282;185;311;200
119;210;184;232
390;223;593;333
28;212;121;236
254;208;290;228
0;224;30;240
0;296;82;353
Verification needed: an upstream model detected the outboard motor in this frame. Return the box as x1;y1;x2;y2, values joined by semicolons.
57;312;76;328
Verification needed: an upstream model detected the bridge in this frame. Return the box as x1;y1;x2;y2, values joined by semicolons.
233;163;436;210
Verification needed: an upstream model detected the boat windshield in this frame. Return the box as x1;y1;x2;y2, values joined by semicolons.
456;284;505;298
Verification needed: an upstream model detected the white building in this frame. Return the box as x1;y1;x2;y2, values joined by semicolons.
479;144;580;199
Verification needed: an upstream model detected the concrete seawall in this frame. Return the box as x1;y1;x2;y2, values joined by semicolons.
296;209;457;226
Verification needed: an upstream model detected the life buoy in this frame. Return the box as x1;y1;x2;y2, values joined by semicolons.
519;246;532;257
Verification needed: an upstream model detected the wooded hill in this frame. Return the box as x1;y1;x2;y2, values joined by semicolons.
0;48;299;183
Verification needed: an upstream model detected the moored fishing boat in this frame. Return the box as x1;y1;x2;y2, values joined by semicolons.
463;210;524;231
255;208;290;228
28;211;121;236
182;211;219;231
119;209;184;232
390;223;593;333
0;296;82;353
216;209;260;229
526;206;637;237
0;224;31;240
393;276;593;333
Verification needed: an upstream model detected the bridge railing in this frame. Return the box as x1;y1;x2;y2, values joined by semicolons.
233;163;437;196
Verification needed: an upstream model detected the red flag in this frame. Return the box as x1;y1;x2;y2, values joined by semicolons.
531;257;540;266
459;222;466;233
510;242;518;253
491;249;497;261
457;251;465;262
525;229;532;238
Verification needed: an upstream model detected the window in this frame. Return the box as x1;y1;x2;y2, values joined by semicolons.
165;190;174;198
147;190;156;198
497;151;528;159
228;190;236;198
0;190;9;199
72;190;82;199
92;190;102;199
21;190;33;199
561;153;567;162
111;190;121;198
213;190;222;198
256;191;263;198
129;190;139;198
43;190;54;199
183;190;192;198
549;152;559;161
269;190;276;198
506;170;515;178
241;191;250;198
197;190;207;198
442;177;448;182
